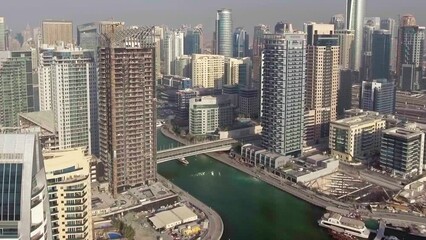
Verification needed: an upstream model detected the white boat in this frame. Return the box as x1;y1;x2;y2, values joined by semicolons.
318;212;370;239
178;157;189;165
156;120;164;128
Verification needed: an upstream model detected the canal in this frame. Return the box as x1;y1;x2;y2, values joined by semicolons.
157;130;425;240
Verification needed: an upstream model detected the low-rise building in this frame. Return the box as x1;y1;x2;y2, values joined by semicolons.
160;75;192;89
380;127;424;178
279;157;339;184
329;113;386;161
149;205;198;230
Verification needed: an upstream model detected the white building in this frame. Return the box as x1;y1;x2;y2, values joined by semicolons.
164;30;184;75
189;96;219;135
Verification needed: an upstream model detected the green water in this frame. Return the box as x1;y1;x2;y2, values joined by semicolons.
157;131;330;240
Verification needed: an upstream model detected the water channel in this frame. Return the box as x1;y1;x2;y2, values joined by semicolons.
156;130;425;240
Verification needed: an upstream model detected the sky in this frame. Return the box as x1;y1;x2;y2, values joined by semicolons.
2;0;426;36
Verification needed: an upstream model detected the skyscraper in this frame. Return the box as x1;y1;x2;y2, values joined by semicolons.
42;20;73;45
330;14;346;30
274;22;293;34
380;18;397;72
346;0;366;70
0;52;31;127
214;8;233;57
397;15;425;91
361;79;395;114
192;54;225;88
361;24;375;80
372;30;392;79
336;29;355;69
184;25;203;55
305;23;340;146
233;27;249;58
164;29;184;75
261;31;306;156
98;27;157;195
0;133;51;240
252;24;269;82
38;45;97;155
0;17;5;50
77;21;125;51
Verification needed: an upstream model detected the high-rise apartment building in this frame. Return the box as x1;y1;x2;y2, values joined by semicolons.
184;25;203;55
0;52;31;127
330;14;346;30
233;27;249;58
174;55;192;78
360;79;395;114
0;17;5;50
380;18;397;72
336;29;355;69
0;134;51;239
164;30;184;75
346;0;366;70
38;45;97;155
98;27;157;195
397;15;425;91
252;24;270;82
42;20;73;45
189;96;219;135
214;9;233;57
372;30;392;79
225;57;243;85
329;113;386;161
361;24;375;80
305;23;340;145
191;54;225;88
261;32;306;156
44;148;93;240
380;127;424;178
239;87;259;119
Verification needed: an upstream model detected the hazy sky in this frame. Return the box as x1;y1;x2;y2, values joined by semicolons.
3;0;425;35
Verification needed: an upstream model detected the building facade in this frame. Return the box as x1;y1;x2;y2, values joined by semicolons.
336;30;355;69
346;0;366;70
252;24;270;82
0;17;5;50
0;134;51;239
189;96;219;135
305;23;340;145
372;30;392;79
164;30;184;75
361;79;395;115
191;54;225;88
42;20;73;45
44;148;93;240
98;28;157;195
380;127;424;178
233;27;249;58
176;89;198;121
214;9;233;57
184;25;203;55
239;87;259;119
329;113;386;161
261;32;306;156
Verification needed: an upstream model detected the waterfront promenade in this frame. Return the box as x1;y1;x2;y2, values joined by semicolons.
159;127;426;228
157;175;224;240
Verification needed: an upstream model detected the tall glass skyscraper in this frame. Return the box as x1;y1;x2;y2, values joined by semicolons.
372;30;392;79
261;32;306;156
346;0;366;71
184;25;203;55
215;8;233;57
233;27;249;58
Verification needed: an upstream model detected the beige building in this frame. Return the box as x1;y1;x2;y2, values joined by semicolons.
44;148;93;240
336;29;355;69
192;54;225;88
305;23;340;146
329;114;386;161
225;57;243;85
42;20;73;45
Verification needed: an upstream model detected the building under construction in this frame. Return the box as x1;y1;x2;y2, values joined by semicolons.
98;27;157;196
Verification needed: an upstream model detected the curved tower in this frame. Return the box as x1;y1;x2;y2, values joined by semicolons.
346;0;366;71
215;9;233;57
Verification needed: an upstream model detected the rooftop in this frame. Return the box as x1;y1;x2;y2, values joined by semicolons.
383;127;424;139
19;111;55;133
332;113;384;128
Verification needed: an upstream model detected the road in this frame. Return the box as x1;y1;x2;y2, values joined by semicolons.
160;127;426;228
157;175;224;240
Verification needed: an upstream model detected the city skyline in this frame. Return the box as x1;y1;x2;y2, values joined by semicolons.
2;0;426;36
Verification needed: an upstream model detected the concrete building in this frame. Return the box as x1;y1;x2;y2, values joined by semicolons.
214;9;233;57
189;96;219;135
38;44;97;155
19;111;58;151
98;27;157;195
372;30;392;79
160;75;192;90
176;89;199;121
0;52;32;127
329;113;386;161
225;57;243;85
42;20;73;45
239;87;259;119
261;32;306;156
44;148;93;240
395;91;426;124
380;127;424;178
0;134;51;239
360;79;395;115
252;24;270;82
305;23;340;145
346;0;366;70
191;54;225;89
184;25;203;55
233;27;249;58
397;17;425;91
336;30;355;69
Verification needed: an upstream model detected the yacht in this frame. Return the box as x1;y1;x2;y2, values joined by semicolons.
156;120;164;128
318;212;370;239
178;157;189;165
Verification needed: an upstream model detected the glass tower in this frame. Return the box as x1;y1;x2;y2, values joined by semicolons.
372;30;392;79
215;9;233;57
346;0;366;70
